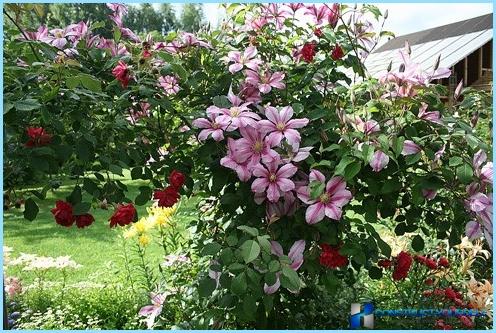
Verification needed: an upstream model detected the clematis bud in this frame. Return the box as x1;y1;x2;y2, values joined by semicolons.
387;60;392;72
399;63;405;73
404;41;411;55
454;80;463;101
401;140;421;155
384;9;388;19
370;150;389;172
434;54;441;71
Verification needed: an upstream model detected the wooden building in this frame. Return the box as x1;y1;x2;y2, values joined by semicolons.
365;13;493;93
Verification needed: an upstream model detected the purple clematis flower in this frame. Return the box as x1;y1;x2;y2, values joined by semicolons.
251;159;297;202
192;110;229;142
402;140;421;155
227;46;261;74
264;240;305;294
233;125;279;167
138;292;167;329
215;88;260;130
473;150;493;185
245;69;285;94
158;75;180;95
220;138;252;181
418;102;443;125
263;4;290;29
370;150;389;172
259;106;309;147
296;170;352;224
304;4;329;25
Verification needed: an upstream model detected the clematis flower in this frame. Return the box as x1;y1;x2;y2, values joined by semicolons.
402;140;421;155
266;191;298;220
180;32;212;49
220;138;252;182
286;3;304;13
263;4;290;29
422;189;437;200
296;170;352;224
245;69;285;94
370;150;389;172
259;106;309;147
233;125;279;167
239;82;262;104
139;292;167;329
466;221;482;240
327;3;340;28
227;46;261;73
418;102;443;125
473;150;493;185
23;25;48;41
192;111;229;142
304;4;329;25
281;144;312;163
45;28;77;49
112;61;131;88
348;115;380;135
264;240;305;294
251;159;297;202
249;17;268;31
127;102;151;124
215;89;261;130
158;75;180;95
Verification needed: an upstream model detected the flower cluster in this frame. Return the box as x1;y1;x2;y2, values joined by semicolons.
25;127;52;147
153;170;185;208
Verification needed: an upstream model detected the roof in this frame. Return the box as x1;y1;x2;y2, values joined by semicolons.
365;13;493;77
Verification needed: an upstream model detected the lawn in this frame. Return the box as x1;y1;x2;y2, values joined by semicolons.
3;173;198;284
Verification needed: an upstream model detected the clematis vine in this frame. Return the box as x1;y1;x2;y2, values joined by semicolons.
264;240;305;294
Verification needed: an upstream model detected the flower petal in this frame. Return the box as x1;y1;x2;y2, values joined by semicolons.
305;203;325;224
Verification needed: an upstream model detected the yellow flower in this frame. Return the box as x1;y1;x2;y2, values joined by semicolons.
123;226;137;239
134;217;154;234
138;234;151;247
147;204;176;227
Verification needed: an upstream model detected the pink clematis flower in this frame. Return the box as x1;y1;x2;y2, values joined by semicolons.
245;69;285;94
305;4;329;25
264;240;305;294
259;106;309;147
327;3;340;28
473;150;493;185
234;125;279;166
249;17;268;31
227;46;261;73
281;144;312;163
348;115;380;135
239;82;262;104
418;102;443;125
370;150;389;172
251;159;297;202
220;138;252;182
138;292;167;329
296;170;352;224
158;75;180;95
263;4;290;29
23;25;48;41
466;220;482;240
127;102;151;124
192;110;229;142
180;32;212;49
215;88;260;130
422;189;437;200
286;3;305;14
402;140;421;155
46;28;77;49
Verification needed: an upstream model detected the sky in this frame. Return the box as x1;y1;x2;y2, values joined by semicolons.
170;3;492;38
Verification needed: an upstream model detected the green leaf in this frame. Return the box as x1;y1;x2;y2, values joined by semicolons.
240;240;260;263
202;242;222;256
23;198;39;221
79;74;102;92
198;278;216;298
381;178;402;194
242;294;257;320
392;136;405;157
456;163;473;184
448;156;463;167
66;76;80;89
280;266;300;291
257;236;271;253
344;161;361;181
134;187;152;206
334;156;355;176
268;260;280;272
412;235;425;251
237;225;259;237
231;272;247;295
15;98;41;111
368;266;383;279
309;180;325;200
73;202;91;215
170;63;188;80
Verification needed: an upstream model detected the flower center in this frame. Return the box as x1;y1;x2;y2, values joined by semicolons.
252;140;263;153
320;193;330;204
276;122;285;131
269;173;277;182
55;31;63;38
212;122;220;129
230;107;241;117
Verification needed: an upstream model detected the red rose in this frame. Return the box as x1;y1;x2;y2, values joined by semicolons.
424;278;434;286
314;28;323;37
51;200;74;227
444;287;457;300
438;257;449;267
378;259;393;268
392;251;412;280
414;255;427;264
331;44;344;60
109;203;136;228
168;170;185;189
25;127;52;147
112;60;131;88
75;214;94;228
319;243;349;269
153;186;179;207
459;315;473;328
301;42;317;63
424;258;438;270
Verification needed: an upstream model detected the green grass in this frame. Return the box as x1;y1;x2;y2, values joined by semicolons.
3;174;198;284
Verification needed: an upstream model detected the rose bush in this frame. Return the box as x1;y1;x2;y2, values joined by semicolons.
3;3;492;329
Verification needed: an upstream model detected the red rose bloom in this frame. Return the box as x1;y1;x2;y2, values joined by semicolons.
109;203;136;228
314;28;323;37
153;186;180;208
438;257;449;267
51;200;74;227
25;127;52;147
425;258;438;270
75;214;94;228
459;315;473;328
112;60;131;88
319;243;349;269
414;255;427;264
424;278;434;286
378;259;393;268
168;170;185;189
392;251;412;281
331;44;344;60
444;287;458;300
301;42;317;63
